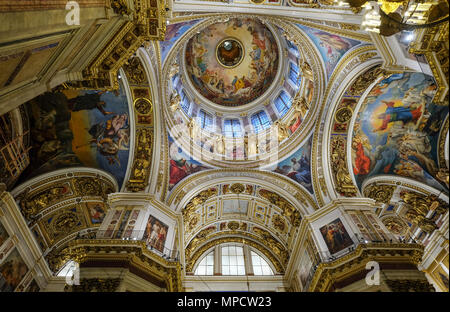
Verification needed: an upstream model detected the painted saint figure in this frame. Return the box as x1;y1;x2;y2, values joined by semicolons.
375;100;422;131
68;92;114;116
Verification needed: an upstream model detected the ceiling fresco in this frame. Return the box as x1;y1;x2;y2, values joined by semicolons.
160;19;201;64
351;72;449;193
168;133;211;191
295;24;361;78
264;134;313;194
18;80;131;188
185;17;280;106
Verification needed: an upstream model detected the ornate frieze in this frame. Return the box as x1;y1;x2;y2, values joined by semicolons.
308;243;425;292
66;278;122;292
400;190;448;234
124;56;155;192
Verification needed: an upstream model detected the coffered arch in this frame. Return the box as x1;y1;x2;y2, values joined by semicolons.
167;169;318;214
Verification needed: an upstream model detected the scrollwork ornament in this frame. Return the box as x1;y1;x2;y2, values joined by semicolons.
382;216;407;235
134;98;152;115
347;65;385;96
111;0;131;16
124;57;147;85
335;106;353;124
364;184;396;204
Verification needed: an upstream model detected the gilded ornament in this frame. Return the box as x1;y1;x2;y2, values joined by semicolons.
124;57;147;84
52;211;80;234
274;121;289;142
401;191;448;217
134;98;152;115
334;106;353;124
258;189;301;226
67;278;122;292
330;135;358;197
358;52;378;63
169;92;181;112
436;168;449;188
74;177;103;196
227;221;240;231
127;128;153;192
111;0;131;16
272;214;287;233
385;279;435;292
230;183;245;194
364;184;396;204
382;216;407;235
156;172;164;192
168;63;180;79
17;186;68;219
347;65;384;96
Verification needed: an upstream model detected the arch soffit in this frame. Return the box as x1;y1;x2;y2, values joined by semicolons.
310;45;381;205
167;169;318;214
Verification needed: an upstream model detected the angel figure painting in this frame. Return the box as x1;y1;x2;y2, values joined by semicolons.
351;72;449;192
18;79;131;188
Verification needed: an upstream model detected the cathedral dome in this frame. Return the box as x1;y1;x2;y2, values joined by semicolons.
184;18;280;107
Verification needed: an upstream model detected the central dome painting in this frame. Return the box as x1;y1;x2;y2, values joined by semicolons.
185;18;279;107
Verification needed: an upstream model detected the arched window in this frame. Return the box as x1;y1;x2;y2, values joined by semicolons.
221;245;245;275
198;109;213;130
57;260;78;277
251;251;273;276
251;110;271;133
274;90;292;117
194;244;275;276
224;119;242;138
289;62;301;88
286;39;298;52
194;250;214;275
180;90;190;114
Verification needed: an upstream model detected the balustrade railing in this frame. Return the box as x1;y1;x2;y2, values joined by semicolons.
302;233;421;291
93;230;180;262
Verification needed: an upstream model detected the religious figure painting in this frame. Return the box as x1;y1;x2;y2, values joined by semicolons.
87;202;107;225
18;80;131;188
296;24;361;77
160;20;201;64
267;135;313;193
351;72;449;192
0;248;28;292
185;18;279;106
319;218;353;255
168;134;210;190
143;214;169;253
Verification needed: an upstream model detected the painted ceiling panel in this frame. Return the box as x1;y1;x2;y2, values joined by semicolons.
351;72;449;193
17;79;131;188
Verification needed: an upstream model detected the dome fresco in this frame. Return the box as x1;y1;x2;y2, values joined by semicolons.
185;18;279;107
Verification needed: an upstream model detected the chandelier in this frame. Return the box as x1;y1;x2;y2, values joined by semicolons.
344;0;449;36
